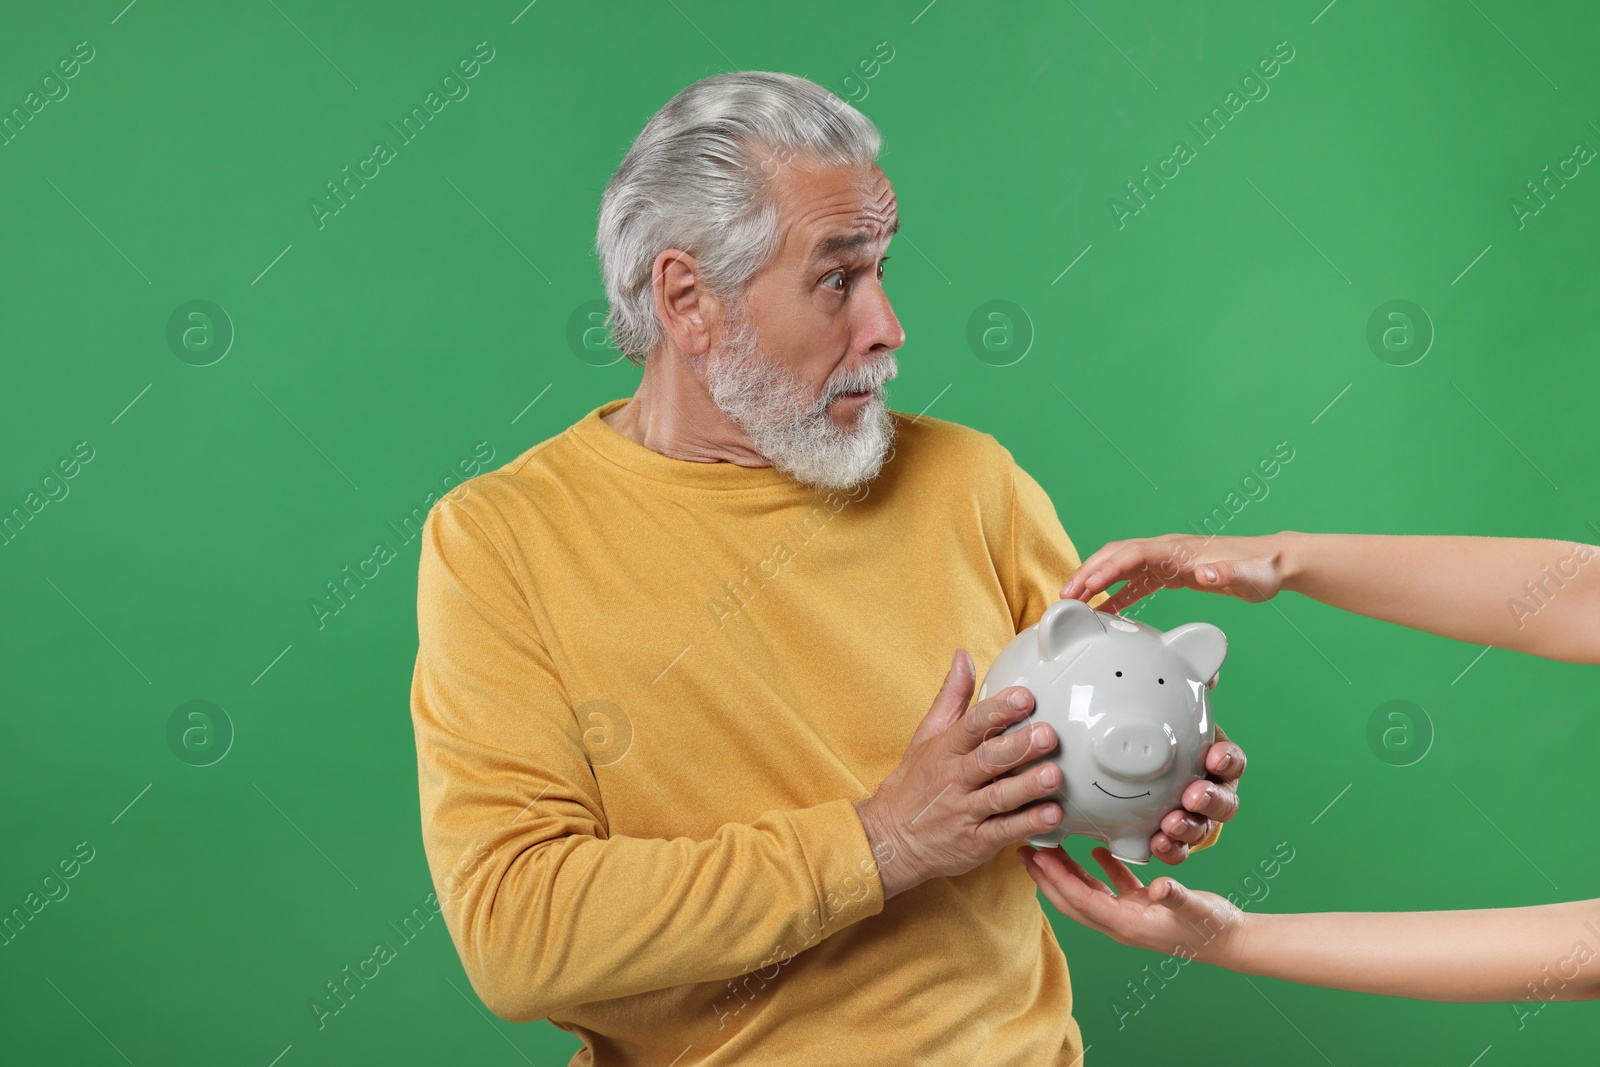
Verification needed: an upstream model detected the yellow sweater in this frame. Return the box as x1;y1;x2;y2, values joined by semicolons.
411;396;1154;1064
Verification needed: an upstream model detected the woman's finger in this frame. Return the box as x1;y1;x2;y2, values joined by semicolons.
1106;567;1180;611
1152;877;1191;910
1038;846;1115;897
1055;866;1144;930
1101;582;1150;614
1019;851;1079;911
1090;847;1146;895
1061;541;1132;597
1063;850;1119;897
1203;559;1280;601
1019;851;1119;935
1066;542;1163;600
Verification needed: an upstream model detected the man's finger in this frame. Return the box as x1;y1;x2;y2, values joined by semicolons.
1161;810;1212;845
1182;778;1239;823
1206;725;1245;781
1150;833;1191;865
912;648;975;747
960;694;1049;767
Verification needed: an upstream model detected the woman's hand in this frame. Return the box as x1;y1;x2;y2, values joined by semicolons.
1017;844;1248;965
1060;534;1290;613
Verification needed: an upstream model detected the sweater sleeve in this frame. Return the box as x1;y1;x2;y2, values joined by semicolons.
1003;450;1224;853
409;495;886;1023
1003;449;1106;632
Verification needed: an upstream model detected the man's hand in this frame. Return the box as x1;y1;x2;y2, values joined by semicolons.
1059;534;1288;613
854;649;1064;900
1149;725;1245;865
1017;844;1248;965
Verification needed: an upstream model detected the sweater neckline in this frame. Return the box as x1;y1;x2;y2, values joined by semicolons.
569;397;813;493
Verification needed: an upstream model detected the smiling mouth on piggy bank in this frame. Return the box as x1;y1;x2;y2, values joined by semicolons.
1093;781;1152;800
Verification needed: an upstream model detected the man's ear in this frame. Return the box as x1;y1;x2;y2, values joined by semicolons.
653;249;714;358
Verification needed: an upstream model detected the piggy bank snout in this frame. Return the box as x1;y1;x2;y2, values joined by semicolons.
1092;722;1177;781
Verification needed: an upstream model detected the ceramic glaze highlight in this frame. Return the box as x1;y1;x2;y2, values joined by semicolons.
977;599;1228;863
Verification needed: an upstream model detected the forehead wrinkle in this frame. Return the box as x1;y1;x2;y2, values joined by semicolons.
856;171;895;214
853;172;897;230
773;164;899;272
808;219;899;265
810;195;899;267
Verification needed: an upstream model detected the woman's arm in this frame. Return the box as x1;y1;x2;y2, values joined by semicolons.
1278;533;1600;664
1226;901;1600;1002
1019;845;1600;1003
1060;533;1600;664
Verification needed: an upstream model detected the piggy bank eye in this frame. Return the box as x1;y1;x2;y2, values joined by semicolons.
1158;678;1165;685
1115;671;1123;677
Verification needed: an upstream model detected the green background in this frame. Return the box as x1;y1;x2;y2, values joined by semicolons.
3;1;1596;1063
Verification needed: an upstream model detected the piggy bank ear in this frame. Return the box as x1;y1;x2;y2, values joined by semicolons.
1161;622;1227;683
1036;598;1107;661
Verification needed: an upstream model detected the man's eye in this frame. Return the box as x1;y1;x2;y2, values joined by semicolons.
825;258;889;293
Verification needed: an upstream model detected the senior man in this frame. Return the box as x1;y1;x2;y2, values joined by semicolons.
410;71;1244;1065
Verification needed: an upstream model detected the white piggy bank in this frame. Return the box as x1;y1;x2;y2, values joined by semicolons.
977;598;1228;863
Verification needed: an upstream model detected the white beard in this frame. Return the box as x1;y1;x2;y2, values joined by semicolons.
699;308;898;493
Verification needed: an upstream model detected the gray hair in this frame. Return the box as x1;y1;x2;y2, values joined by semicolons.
595;71;883;366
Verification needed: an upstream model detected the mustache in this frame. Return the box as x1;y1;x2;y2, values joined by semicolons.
827;357;899;398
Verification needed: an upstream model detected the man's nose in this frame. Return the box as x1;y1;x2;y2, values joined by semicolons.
1092;722;1177;781
859;278;905;354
